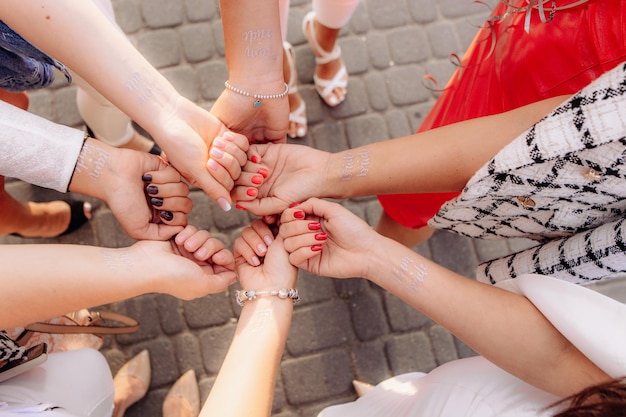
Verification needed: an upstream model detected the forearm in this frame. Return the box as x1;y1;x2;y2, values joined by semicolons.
367;236;610;397
323;95;569;199
0;0;178;136
67;137;122;202
0;244;152;329
201;297;292;417
219;0;284;88
0;101;83;192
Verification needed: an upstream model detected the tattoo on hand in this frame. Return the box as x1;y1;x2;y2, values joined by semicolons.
392;255;427;294
341;148;370;181
75;142;111;181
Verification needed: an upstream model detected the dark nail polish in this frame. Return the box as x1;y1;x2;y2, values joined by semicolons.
142;174;152;182
146;185;159;195
160;210;173;221
150;197;164;207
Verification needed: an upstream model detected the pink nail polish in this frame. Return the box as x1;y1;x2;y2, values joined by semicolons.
207;159;219;171
214;138;226;149
211;148;224;159
223;132;235;141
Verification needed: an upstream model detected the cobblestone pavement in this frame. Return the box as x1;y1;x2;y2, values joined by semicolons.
3;0;626;416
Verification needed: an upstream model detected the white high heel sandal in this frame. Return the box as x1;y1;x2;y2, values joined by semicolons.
283;41;307;139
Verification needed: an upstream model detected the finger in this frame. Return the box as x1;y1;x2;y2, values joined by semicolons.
206;156;236;192
288;245;323;267
222;131;250;163
158;210;188;226
174;224;200;246
131;223;185;241
279;207;310;225
231;184;260;202
233;236;262;267
145;181;190;199
234;171;264;187
211;248;236;271
282;229;327;253
211;136;248;168
142;167;182;185
233;196;288;217
241;222;270;257
150;196;193;214
251;219;275;246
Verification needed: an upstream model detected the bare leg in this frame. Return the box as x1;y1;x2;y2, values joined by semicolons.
374;210;434;248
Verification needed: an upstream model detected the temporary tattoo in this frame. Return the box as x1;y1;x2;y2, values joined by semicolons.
242;28;275;58
74;142;111;181
341;148;370;181
101;248;134;273
125;72;155;102
248;308;274;333
391;255;428;294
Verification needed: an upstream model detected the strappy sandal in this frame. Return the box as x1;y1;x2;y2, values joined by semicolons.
302;11;348;107
283;41;307;139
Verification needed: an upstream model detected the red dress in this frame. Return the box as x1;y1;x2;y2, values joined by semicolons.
378;0;626;229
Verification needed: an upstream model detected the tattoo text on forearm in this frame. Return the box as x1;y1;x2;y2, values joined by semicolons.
242;29;276;58
101;249;134;273
75;142;111;181
248;308;274;334
391;255;427;294
341;148;370;181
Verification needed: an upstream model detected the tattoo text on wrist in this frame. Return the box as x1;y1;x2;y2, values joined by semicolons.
340;148;370;181
75;142;111;181
249;308;274;334
101;248;134;273
392;255;427;294
126;72;155;102
242;28;276;58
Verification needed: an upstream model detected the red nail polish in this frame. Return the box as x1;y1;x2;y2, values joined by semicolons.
246;188;258;197
311;244;323;252
251;175;263;185
315;232;327;241
251;155;260;164
257;168;269;178
289;202;301;208
235;204;247;210
308;222;321;230
293;210;305;219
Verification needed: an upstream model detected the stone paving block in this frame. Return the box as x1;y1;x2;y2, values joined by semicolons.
92;208;135;248
341;37;369;75
197;61;228;101
423;57;459;92
136;29;181;68
113;295;162;344
171;331;205;377
161;66;200;102
311;121;349;153
386;65;431;106
349;3;370;34
155;294;185;335
427;21;461;59
212;20;226;57
386;330;437;374
364;72;389;111
286;300;355;355
51;87;82;127
406;101;435;132
328;78;369;119
408;0;438;24
113;0;143;34
141;0;184;28
383;291;431;332
385;108;412;138
184;0;217;22
366;32;392;70
363;198;383;226
345;113;389;148
281;349;353;404
180;23;216;63
456;337;478;359
297;270;336;305
143;337;180;387
429;229;479;277
428;324;459;365
183;292;233;328
349;290;388;341
388;27;430;65
474;237;516;264
333;277;370;298
368;0;411;29
24;89;54;121
198;322;237;374
352;339;392;383
439;0;484;19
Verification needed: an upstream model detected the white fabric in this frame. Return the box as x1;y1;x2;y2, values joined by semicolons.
0;100;83;192
318;274;626;416
313;0;360;29
0;349;114;417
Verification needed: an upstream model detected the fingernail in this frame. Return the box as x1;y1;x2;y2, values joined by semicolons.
308;222;321;230
251;175;263;185
142;174;152;182
218;197;231;212
263;235;273;246
150;197;164;207
251;256;261;266
160;210;174;221
146;185;159;195
210;148;224;159
293;210;305;219
289;202;301;208
311;244;323;252
251;155;260;164
256;243;267;254
223;132;235;141
196;247;208;258
257;168;269;178
246;188;257;197
235;204;247;210
207;159;219;171
315;232;327;241
213;138;226;149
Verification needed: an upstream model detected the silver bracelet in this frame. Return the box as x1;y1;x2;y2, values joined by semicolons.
224;80;289;108
236;288;300;306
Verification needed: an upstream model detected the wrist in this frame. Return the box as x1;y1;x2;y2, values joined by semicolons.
68;138;121;201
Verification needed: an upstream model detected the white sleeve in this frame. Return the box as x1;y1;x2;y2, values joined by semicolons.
0;100;84;192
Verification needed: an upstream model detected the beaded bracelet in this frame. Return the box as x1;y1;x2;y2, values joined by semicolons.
236;288;300;306
224;80;289;108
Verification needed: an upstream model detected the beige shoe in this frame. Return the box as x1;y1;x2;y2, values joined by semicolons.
352;380;374;397
112;350;151;417
163;369;200;417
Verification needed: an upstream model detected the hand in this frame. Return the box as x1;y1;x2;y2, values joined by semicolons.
279;198;378;279
151;97;249;210
143;166;192;226
132;224;237;299
232;144;331;215
211;85;289;144
233;219;297;291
